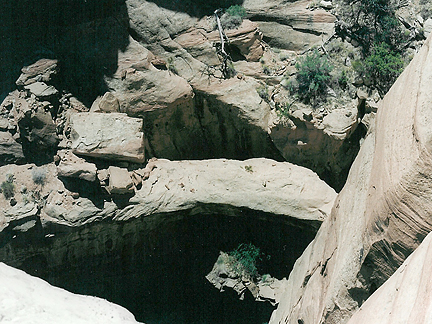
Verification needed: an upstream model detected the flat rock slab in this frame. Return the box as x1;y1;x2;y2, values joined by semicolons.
130;158;336;222
24;82;58;98
0;262;142;324
69;112;145;163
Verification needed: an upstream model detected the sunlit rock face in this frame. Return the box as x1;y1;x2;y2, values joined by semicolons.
0;262;143;324
270;34;432;324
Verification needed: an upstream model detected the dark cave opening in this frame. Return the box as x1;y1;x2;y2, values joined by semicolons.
0;209;318;324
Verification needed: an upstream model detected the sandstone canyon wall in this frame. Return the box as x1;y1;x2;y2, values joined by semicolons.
270;33;432;324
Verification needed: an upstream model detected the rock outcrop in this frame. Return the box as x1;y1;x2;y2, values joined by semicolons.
0;262;142;324
346;230;432;324
270;34;432;324
244;0;336;52
67;112;145;163
0;157;335;323
269;105;363;190
206;251;288;306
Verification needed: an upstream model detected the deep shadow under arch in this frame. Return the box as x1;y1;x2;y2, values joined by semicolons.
146;0;244;18
0;0;130;106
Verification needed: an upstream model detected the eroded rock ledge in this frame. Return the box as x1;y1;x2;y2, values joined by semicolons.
0;158;336;232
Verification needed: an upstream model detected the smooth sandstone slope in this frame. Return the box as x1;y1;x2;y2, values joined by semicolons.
0;263;142;324
347;229;432;324
270;34;432;324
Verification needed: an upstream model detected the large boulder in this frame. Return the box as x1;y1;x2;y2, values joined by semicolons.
270;34;432;324
67;112;145;163
57;150;97;182
0;262;142;324
105;37;195;117
175;19;264;64
15;59;58;87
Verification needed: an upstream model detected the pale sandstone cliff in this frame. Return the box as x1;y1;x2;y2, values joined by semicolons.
270;34;432;324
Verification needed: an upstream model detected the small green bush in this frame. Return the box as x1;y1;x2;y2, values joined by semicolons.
167;57;178;75
220;5;247;29
228;243;262;279
338;69;349;90
256;85;270;102
262;65;272;75
295;50;333;103
0;174;15;199
244;165;253;173
354;42;405;95
226;5;247;18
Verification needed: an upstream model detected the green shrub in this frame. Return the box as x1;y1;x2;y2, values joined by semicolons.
295;50;333;103
419;0;432;18
167;57;178;75
0;174;15;199
336;0;407;53
32;167;47;185
220;5;247;29
262;65;272;75
338;69;349;90
244;165;253;173
256;85;270;102
354;42;405;95
226;5;247;18
229;243;262;279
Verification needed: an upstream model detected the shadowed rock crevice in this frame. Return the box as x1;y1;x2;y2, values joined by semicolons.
0;208;318;324
0;0;130;106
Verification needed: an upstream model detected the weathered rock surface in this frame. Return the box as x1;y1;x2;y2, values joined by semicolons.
15;59;58;87
347;230;432;324
67;112;145;163
175;19;264;64
0;131;24;165
0;262;142;324
269;105;363;190
244;0;336;51
270;34;432;324
106;166;134;195
24;82;58;98
0;158;336;232
130;158;336;222
57;150;97;182
105;37;195;117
